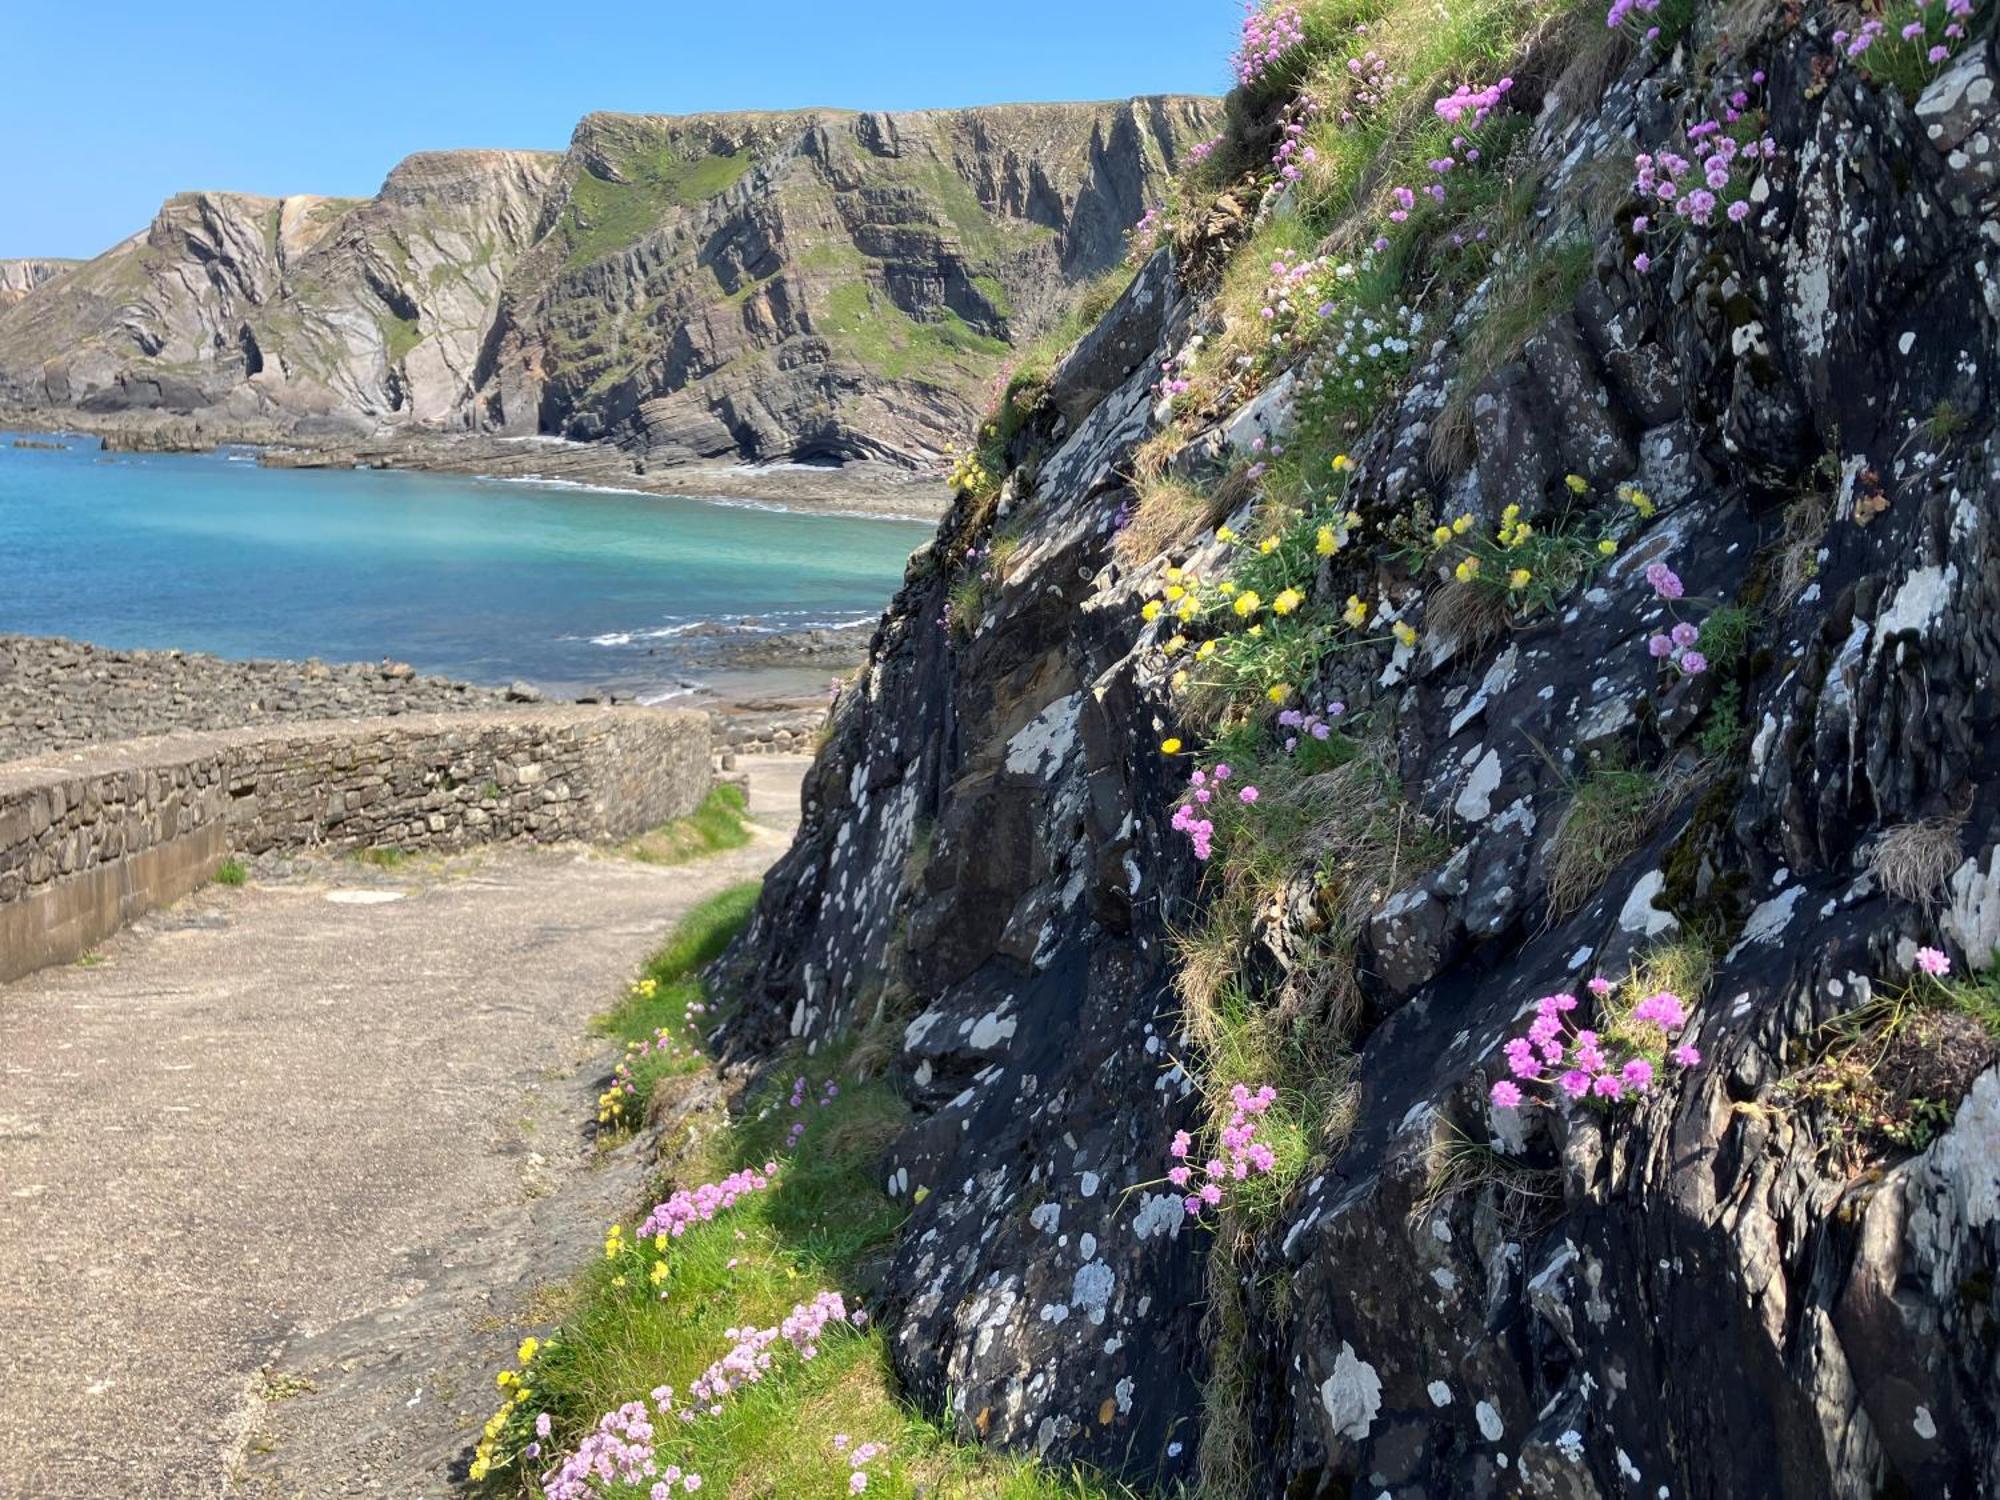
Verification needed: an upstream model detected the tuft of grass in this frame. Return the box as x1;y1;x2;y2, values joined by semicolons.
1410;1119;1560;1232
1545;759;1679;919
1869;816;1966;909
1114;475;1219;567
356;846;408;870
621;784;753;867
213;857;249;888
1696;603;1756;674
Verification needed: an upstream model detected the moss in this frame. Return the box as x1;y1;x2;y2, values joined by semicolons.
1659;773;1749;945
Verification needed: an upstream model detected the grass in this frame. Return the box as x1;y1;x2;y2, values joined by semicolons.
1545;759;1676;920
1783;958;2000;1161
823;281;1010;385
475;884;1134;1499
213;857;249;888
378;311;424;364
594;882;764;1048
1869;816;1966;908
563;145;754;268
356;846;409;870
621;784;753;867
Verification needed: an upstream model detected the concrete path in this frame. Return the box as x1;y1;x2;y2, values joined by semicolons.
0;757;808;1500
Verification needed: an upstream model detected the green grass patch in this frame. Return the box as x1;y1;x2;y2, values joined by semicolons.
563;146;754;268
213;857;249;888
822;281;1010;384
595;881;764;1048
378;311;424;364
621;784;753;867
478;1004;1133;1496
355;846;409;870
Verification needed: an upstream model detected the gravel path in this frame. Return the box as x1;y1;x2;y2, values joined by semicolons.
0;758;806;1499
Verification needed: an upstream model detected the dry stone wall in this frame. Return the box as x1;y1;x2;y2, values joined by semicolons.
0;706;708;983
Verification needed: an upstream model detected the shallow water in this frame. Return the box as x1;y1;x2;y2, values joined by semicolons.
0;434;930;697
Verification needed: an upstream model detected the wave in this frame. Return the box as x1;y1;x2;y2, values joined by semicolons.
582;612;877;649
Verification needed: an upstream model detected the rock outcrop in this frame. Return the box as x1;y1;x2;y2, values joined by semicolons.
719;15;2000;1500
0;258;76;309
0;100;1219;471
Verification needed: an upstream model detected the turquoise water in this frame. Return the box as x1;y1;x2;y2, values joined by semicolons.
0;435;930;697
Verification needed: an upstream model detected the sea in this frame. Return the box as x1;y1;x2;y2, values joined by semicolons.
0;433;932;701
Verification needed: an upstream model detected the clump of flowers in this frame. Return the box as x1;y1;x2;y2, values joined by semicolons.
539;1401;704;1499
1166;1082;1281;1217
783;1073;841;1149
679;1291;852;1418
1627;80;1778;270
469;1335;554;1483
638;1164;775;1241
1235;1;1308;88
1338;42;1400;124
1271;96;1323;183
1128;205;1172;263
1837;0;1975;77
1434;76;1514;128
945;447;992;498
1489;979;1702;1110
832;1434;890;1494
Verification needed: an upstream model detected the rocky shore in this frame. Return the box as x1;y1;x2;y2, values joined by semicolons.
0;632;852;766
0;412;952;519
0;636;517;763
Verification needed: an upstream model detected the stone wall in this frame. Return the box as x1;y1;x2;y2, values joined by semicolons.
0;707;708;983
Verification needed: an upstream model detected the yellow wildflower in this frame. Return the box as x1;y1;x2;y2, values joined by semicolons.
1598;537;1618;557
1177;597;1198;620
1331;454;1354;472
1565;473;1588;494
1343;595;1369;627
497;1370;516;1389
518;1338;540;1365
1197;640;1217;659
1248;623;1264;637
1160;737;1183;755
1509;568;1532;589
1259;536;1279;555
1233;591;1262;618
1501;503;1521;524
1165;584;1186;601
1621;484;1656;518
1141;599;1163;622
1267;683;1291;703
1316;525;1338;555
1216;525;1239;544
1165;634;1187;656
1431;525;1453;547
1452;513;1474;535
1165;566;1184;584
1171;669;1190;691
1455;557;1481;583
1272;587;1304;616
1393;620;1418;647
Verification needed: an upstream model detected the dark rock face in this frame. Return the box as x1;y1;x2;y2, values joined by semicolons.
724;25;2000;1500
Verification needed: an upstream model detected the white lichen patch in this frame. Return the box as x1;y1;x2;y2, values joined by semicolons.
1319;1343;1383;1442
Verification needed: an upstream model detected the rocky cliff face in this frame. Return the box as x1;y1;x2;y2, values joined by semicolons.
0;258;77;309
0;99;1219;469
720;10;2000;1498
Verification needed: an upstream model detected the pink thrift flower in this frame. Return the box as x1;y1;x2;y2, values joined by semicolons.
1634;252;1652;273
1593;1074;1625;1099
1559;1070;1592;1099
1587;976;1614;999
1491;1079;1524;1108
1645;562;1685;600
1199;1182;1223;1206
1678;650;1708;676
1670;1044;1701;1068
1649;633;1675;658
1213;763;1232;782
1239;786;1261;804
1916;946;1952;977
1621;1058;1655;1091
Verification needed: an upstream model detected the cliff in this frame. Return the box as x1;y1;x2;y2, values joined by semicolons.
0;257;77;308
0;99;1220;470
718;6;2000;1497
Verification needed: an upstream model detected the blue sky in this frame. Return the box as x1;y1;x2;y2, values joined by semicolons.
5;1;1240;258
